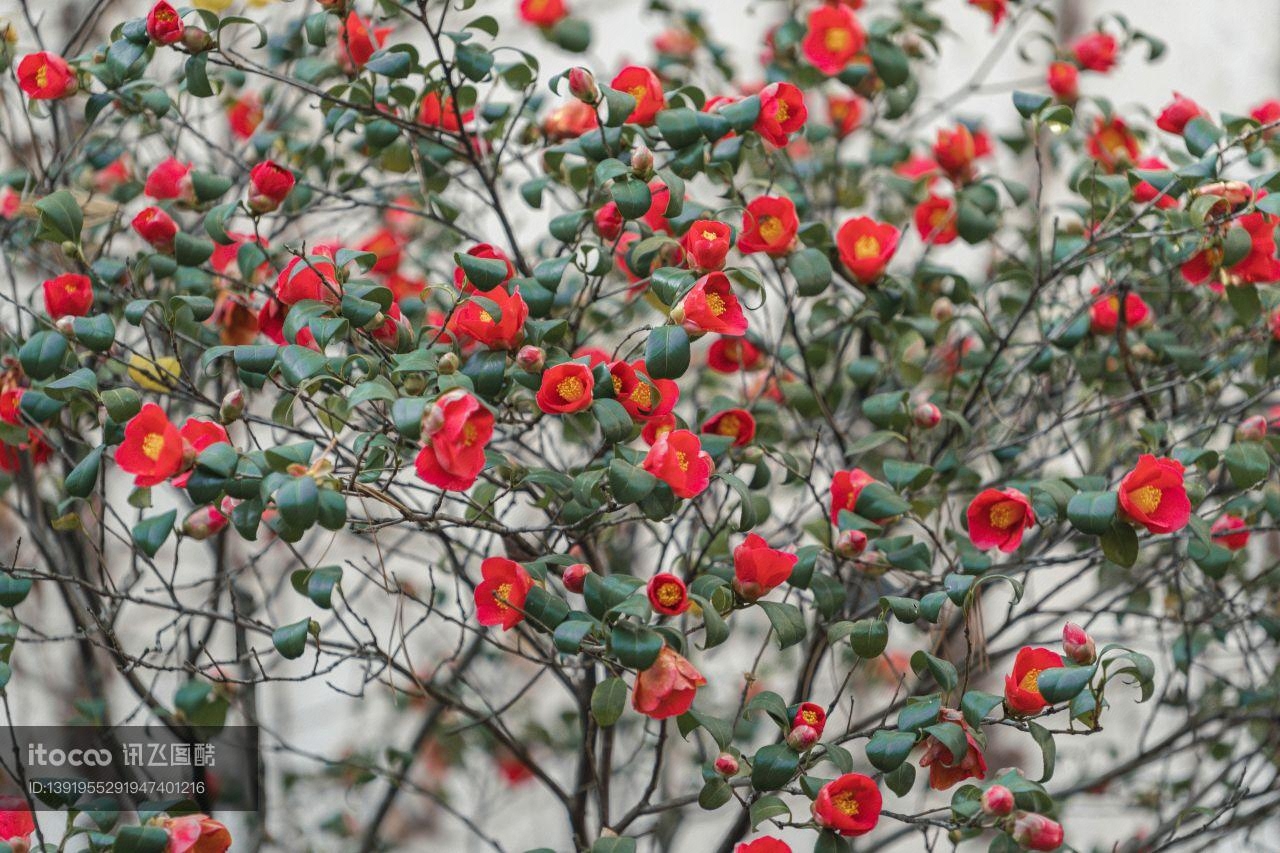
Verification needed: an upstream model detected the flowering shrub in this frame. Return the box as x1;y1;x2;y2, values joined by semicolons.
1;1;1279;851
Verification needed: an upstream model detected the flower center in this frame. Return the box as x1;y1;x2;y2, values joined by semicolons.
853;235;881;259
716;414;741;436
493;582;513;611
611;375;624;394
556;376;585;402
824;27;851;54
701;229;718;241
757;216;783;244
1019;668;1042;694
988;501;1021;530
706;292;727;316
930;208;950;228
462;422;478;446
1130;485;1162;515
1100;129;1128;156
35;64;48;89
801;709;820;725
630;383;652;408
478;309;494;323
676;450;689;472
775;101;790;123
141;433;165;462
628;84;648;104
831;790;860;816
655;582;682;606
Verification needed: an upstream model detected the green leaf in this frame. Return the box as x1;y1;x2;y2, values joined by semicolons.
34;190;83;245
276;476;319;530
897;695;941;732
175;233;215;267
855;482;911;518
611;619;664;669
66;447;105;498
757;600;805;649
1013;90;1051;118
1224;443;1269;489
717;472;758;531
1182;116;1222;157
18;331;68;380
71;315;116;352
592;399;633;443
610;178;652;220
455;43;494;81
364;48;412;78
848;619;888;658
749;794;790;830
112;826;171;853
0;574;33;608
132;510;176;558
590;838;635;853
744;690;790;728
655;108;703;148
290;565;342;609
272;618;312;660
866;729;917;772
1100;522;1139;567
1066;490;1118;535
455;252;510;290
645;326;690;380
910;650;958;692
960;691;1002;728
698;777;732;810
788;248;833;296
591;676;627;727
750;742;799;791
101;388;141;422
921;722;969;765
1028;720;1056;783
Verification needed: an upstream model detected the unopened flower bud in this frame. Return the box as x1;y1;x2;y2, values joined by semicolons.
834;528;868;558
219;388;245;423
668;305;687;326
1236;414;1268;442
981;784;1015;816
631;142;654;178
713;753;739;776
54;315;76;337
786;724;820;752
931;297;955;322
913;401;942;429
438;352;460;375
562;563;591;594
516;345;545;372
1061;622;1097;665
567;67;599;104
181;26;213;53
1010;811;1064;851
183;505;229;540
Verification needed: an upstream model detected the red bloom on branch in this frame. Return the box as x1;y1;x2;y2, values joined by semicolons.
738;196;798;256
610;65;665;125
1089;288;1151;334
1180;211;1280;287
1156;92;1205;135
708;336;763;373
632;645;706;719
914;194;957;245
337;12;391;73
812;773;881;837
277;254;342;306
967;487;1035;552
1131;156;1179;209
678;272;748;336
827;95;863;138
735;839;791;853
518;0;568;28
1085;116;1139;173
1211;514;1249;551
116;403;185;487
543;100;598;140
0;795;35;844
933;124;982;183
418;91;474;132
144;157;193;201
1072;31;1118;73
227;93;264;140
1047;61;1079;102
836;217;899;284
161;814;231;853
1011;812;1065;851
755;82;807;147
642;429;712;499
536;362;594;414
1251;99;1280;138
647;572;689;616
683;220;732;271
792;702;826;738
132;206;178;252
17;52;78;100
1118;454;1191;534
801;4;865;76
42;273;93;318
968;0;1007;28
146;1;184;45
732;533;796;601
414;390;494;491
918;707;987;790
829;468;875;524
1004;646;1066;715
474;557;534;631
248;161;295;213
451;286;529;349
609;360;677;423
172;418;230;488
701;408;755;447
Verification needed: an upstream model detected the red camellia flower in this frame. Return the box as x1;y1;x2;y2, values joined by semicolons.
679;272;748;336
967;487;1035;553
1131;156;1179;209
738;196;798;256
543;100;599;140
1047;61;1079;101
609;360;678;423
914;194;958;245
736;839;791;853
17;52;78;100
451;285;529;350
933;124;982;183
732;533;797;600
473;557;534;631
1004;646;1066;715
337;11;391;73
801;4;865;76
708;336;763;373
144;156;193;201
836;217;899;284
358;228;404;275
683;220;732;271
1251;99;1280;138
632;645;706;719
1085;116;1139;173
418;91;474;132
642;429;712;499
701;408;756;447
1156;92;1205;135
827;94;863;137
161;814;231;853
968;0;1007;28
755;82;807;147
793;702;826;738
42;273;93;318
116;403;185;487
277;253;341;306
146;1;184;45
1089;288;1151;334
1072;31;1118;73
812;773;882;837
518;0;568;28
1118;454;1191;534
1211;514;1249;551
918;707;987;790
248;160;295;213
647;572;689;616
414;389;494;491
536;362;594;414
172;418;229;488
0;795;34;843
1181;211;1280;287
132;206;178;252
610;65;665;125
227;93;264;139
1011;812;1065;851
829;468;875;525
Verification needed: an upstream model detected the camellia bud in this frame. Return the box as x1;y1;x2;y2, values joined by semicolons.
562;563;591;594
219;388;245;423
181;26;214;53
930;297;955;322
834;528;868;558
54;315;76;337
183;505;229;540
980;784;1015;816
1009;812;1065;852
1236;414;1268;442
1061;622;1097;665
713;753;739;776
912;401;942;429
631;142;654;178
786;724;820;752
567;67;599;105
516;345;546;373
438;352;460;375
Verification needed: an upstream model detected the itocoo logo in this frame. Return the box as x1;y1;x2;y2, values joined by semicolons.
27;744;112;767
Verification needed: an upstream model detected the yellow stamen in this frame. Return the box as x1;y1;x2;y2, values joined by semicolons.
35;64;48;89
775;101;789;123
853;235;881;259
676;450;689;472
1130;485;1162;515
705;292;727;316
478;309;494;323
802;709;819;725
462;422;478;446
832;790;860;816
701;229;718;241
493;582;513;611
1019;668;1042;693
141;433;165;462
824;28;852;54
556;376;586;402
611;375;623;395
655;583;682;606
988;502;1021;530
716;414;741;437
757;216;783;244
630;383;652;409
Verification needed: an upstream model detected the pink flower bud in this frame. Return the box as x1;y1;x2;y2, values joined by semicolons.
1236;415;1268;442
786;724;819;752
981;784;1015;816
183;505;229;540
1061;622;1097;665
713;753;739;776
834;528;868;558
562;563;591;594
1010;812;1064;851
568;67;599;104
631;142;654;177
219;388;245;423
516;345;546;372
912;401;942;429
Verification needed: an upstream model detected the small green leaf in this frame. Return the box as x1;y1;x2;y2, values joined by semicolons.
272;618;313;660
132;510;176;558
591;676;628;727
750;742;799;791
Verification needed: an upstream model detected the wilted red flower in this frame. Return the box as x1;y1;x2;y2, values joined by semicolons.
1131;156;1179;209
683;220;732;271
161;814;231;853
829;468;875;525
537;362;594;414
642;429;712;499
518;0;568;28
144;157;193;201
1004;646;1066;715
968;0;1006;28
967;487;1035;552
474;557;534;631
1181;211;1280;287
1085;116;1139;173
801;4;865;76
827;94;862;137
17;52;78;100
1089;288;1151;334
1118;454;1191;534
610;65;665;125
132;206;178;252
792;702;826;738
1211;514;1249;551
914;194;957;245
701;408;755;447
1072;31;1118;73
146;1;184;45
708;336;763;373
1156;92;1205;135
418;91;473;132
277;254;341;306
1011;812;1065;851
647;572;689;616
337;11;391;73
116;403;185;487
1047;61;1079;101
451;286;528;350
732;533;796;600
414;389;494;491
632;645;706;719
918;707;987;790
812;773;881;836
679;272;748;336
738;196;798;256
755;82;807;147
735;839;791;853
248;160;295;213
227;92;264;140
42;273;93;318
836;217;899;284
454;243;516;291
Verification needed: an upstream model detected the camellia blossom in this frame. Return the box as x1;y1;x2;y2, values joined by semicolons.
414;390;494;491
1004;646;1066;715
518;0;568;28
708;337;763;373
914;194;958;245
610;65;665;125
1251;99;1280;138
683;220;732;271
967;487;1035;552
418;91;474;132
1211;514;1249;551
1085;115;1139;173
450;286;529;350
642;429;712;499
647;572;689;616
132;206;178;252
0;795;35;844
1047;61;1079;101
474;557;534;631
276;253;341;306
801;4;865;76
1011;811;1065;851
454;243;516;291
812;773;882;837
144;157;193;201
735;839;791;853
1131;156;1179;209
631;645;706;719
146;1;184;45
1072;31;1118;72
172;418;229;488
827;94;863;137
755;82;807;147
836;217;899;284
1156;92;1205;135
732;533;796;600
968;0;1007;28
1089;288;1151;334
1118;454;1191;534
918;707;987;790
248;160;295;213
829;468;876;525
116;403;186;487
536;362;594;414
337;11;391;73
610;360;677;423
161;814;231;853
792;702;826;738
678;272;748;336
42;273;93;318
17;52;78;100
738;196;798;256
1180;211;1280;287
701;408;756;447
227;92;264;139
933;124;983;183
